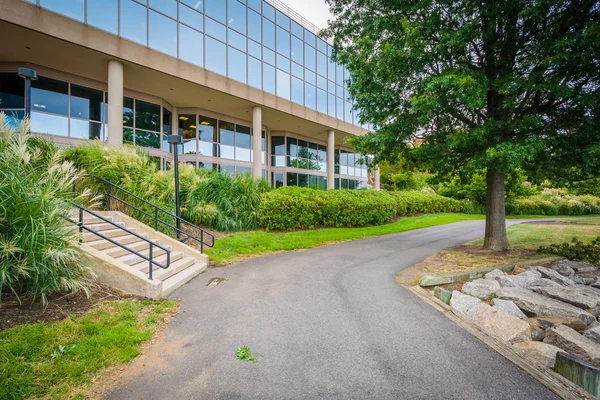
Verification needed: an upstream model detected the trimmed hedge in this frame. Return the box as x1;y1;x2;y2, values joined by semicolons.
506;189;600;216
259;187;468;231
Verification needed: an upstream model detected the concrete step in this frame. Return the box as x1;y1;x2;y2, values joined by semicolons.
83;227;137;242
152;256;196;281
70;214;114;225
86;233;149;251
161;262;207;297
103;240;157;258
116;245;172;266
133;251;184;273
83;222;125;232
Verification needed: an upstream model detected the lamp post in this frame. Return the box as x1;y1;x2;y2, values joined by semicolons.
18;68;38;118
167;133;183;239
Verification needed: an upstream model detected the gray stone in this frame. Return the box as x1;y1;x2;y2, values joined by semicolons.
433;286;452;305
531;285;599;309
535;278;564;288
582;278;597;285
528;318;546;341
472;304;531;344
485;269;506;280
589;320;600;329
573;276;587;285
492;299;528;320
497;287;596;325
536;315;589;332
462;279;501;300
535;266;576;286
513;341;562;369
549;262;575;277
449;290;482;319
591;280;600;290
557;260;598;273
584;326;600;345
544;325;600;368
496;270;542;289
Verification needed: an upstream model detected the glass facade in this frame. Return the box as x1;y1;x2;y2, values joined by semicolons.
26;0;371;129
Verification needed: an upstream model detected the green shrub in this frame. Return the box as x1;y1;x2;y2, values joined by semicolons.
258;187;467;231
539;237;600;267
0;115;91;303
506;189;600;215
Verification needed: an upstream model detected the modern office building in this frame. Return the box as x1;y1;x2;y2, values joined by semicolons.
0;0;379;189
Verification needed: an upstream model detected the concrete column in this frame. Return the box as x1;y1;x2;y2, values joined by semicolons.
252;106;262;180
107;60;124;146
327;130;335;189
374;165;381;191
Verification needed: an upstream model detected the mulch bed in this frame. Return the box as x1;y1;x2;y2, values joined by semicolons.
0;283;139;331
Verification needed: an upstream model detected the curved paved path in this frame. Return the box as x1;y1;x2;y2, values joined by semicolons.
107;220;557;399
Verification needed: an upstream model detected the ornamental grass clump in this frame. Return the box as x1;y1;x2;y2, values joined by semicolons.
0;114;92;303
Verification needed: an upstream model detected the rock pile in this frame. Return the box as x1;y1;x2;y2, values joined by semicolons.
436;260;600;392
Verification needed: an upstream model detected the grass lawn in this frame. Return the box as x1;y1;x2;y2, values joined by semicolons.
206;213;486;264
0;299;176;400
398;217;600;286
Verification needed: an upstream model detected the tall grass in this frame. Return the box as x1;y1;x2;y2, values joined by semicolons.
0;114;92;303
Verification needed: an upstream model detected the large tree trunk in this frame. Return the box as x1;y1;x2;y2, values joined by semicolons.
483;168;510;251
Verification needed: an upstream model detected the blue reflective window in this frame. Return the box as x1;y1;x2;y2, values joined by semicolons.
263;18;275;49
328;94;336;117
228;47;247;83
345;101;353;123
317;75;327;90
205;0;226;23
317;88;327;114
179;24;204;67
317;52;327;78
276;27;290;57
32;77;68;116
276;70;290;100
276;10;290;30
305;69;316;86
277;54;290;73
229;29;247;51
337;97;344;119
70;84;103;121
248;56;262;89
305;83;316;110
305;30;316;47
248;39;261;59
248;9;261;42
149;11;177;56
291;77;304;105
263;63;276;94
317;38;327;54
337;84;344;98
41;0;84;21
181;0;203;11
291;20;303;38
87;0;118;34
228;0;246;33
263;1;275;21
205;37;227;76
150;0;176;18
248;0;261;12
206;17;226;41
120;0;147;45
179;3;204;31
305;44;316;71
263;47;275;65
31;112;68;136
291;36;303;65
328;61;336;84
328;80;335;94
337;64;344;85
291;62;303;79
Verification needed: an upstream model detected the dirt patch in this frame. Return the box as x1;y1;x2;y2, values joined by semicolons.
397;245;540;286
0;282;139;331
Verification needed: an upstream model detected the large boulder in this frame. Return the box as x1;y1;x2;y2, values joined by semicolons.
449;291;482;319
584;326;600;345
497;287;596;325
496;270;542;289
472;304;531;344
556;260;597;273
544;325;600;368
549;262;575;277
492;299;527;320
513;341;562;369
536;315;589;332
535;278;564;288
535;266;576;286
531;285;598;309
485;269;506;280
462;279;501;300
528;318;546;341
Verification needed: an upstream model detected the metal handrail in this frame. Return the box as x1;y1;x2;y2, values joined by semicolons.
74;174;215;253
67;204;171;280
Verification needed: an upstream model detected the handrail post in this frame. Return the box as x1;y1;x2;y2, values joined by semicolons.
148;244;153;280
107;182;111;211
78;208;83;244
154;208;158;231
201;231;204;254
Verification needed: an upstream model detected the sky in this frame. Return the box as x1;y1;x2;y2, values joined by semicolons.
278;0;334;30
